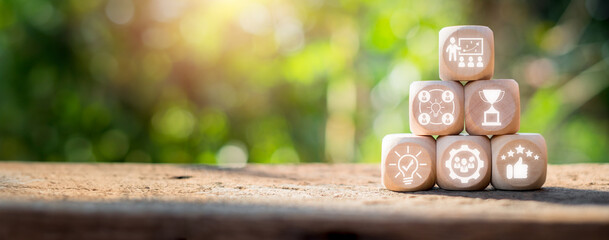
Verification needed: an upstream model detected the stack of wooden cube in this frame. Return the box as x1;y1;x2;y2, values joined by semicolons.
381;25;547;191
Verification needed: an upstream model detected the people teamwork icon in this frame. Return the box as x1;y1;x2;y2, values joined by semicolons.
446;37;484;68
445;144;484;184
417;89;456;126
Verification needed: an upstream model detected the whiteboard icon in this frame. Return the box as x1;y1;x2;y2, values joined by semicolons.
459;38;484;56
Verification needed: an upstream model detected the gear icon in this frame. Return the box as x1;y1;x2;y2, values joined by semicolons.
445;144;484;184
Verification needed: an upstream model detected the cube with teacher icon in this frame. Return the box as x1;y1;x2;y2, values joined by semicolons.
439;25;494;81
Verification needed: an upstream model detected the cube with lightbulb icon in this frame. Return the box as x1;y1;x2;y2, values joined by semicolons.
381;134;436;192
491;134;547;190
436;134;491;190
409;81;465;136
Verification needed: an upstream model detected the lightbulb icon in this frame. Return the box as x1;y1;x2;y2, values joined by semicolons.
389;145;427;185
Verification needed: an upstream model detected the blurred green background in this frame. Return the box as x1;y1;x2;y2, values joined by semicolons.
0;0;608;165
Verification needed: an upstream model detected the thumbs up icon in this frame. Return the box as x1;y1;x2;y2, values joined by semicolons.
506;157;528;179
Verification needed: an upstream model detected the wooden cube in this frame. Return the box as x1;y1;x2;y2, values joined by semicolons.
439;25;494;81
464;79;520;135
436;135;491;190
381;134;436;192
491;133;547;190
409;81;464;136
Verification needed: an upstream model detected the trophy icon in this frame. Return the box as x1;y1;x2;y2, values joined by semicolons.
479;89;505;126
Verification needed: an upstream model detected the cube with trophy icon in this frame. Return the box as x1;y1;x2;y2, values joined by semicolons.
464;79;520;136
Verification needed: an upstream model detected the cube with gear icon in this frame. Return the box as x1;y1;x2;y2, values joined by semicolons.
439;25;494;81
409;81;464;136
436;134;491;190
491;133;547;190
381;134;436;192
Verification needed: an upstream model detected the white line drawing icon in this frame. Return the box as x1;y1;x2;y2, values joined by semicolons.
506;157;528;179
389;145;427;185
446;37;484;68
442;113;454;125
459;38;484;56
445;145;484;184
500;144;539;180
479;89;505;126
446;37;461;62
417;89;455;126
418;113;431;125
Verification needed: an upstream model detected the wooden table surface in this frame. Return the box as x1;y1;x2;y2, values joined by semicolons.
0;162;608;239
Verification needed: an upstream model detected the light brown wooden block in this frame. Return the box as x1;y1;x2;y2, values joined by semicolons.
381;134;436;192
491;133;547;190
464;79;520;135
439;25;494;81
409;81;464;136
436;135;491;190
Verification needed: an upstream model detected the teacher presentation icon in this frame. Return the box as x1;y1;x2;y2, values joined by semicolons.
479;89;505;126
446;37;484;68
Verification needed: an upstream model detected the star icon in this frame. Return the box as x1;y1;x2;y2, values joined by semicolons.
515;145;525;154
501;155;506;160
534;155;539;160
507;150;515;157
525;150;533;157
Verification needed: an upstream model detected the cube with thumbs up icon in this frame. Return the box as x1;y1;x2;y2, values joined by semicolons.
491;133;547;190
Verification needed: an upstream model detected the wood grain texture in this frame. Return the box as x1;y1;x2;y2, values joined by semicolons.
436;135;491;190
491;133;547;190
465;79;520;135
381;134;436;191
439;25;494;81
409;81;464;135
0;162;608;240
